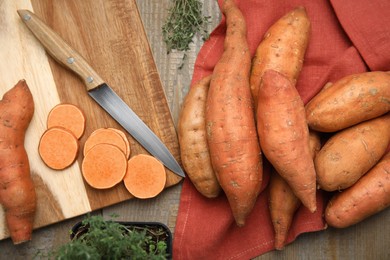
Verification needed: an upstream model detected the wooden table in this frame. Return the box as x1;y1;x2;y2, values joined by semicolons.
1;1;389;259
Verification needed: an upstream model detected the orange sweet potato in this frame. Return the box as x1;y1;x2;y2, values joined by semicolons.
325;151;390;228
206;0;263;226
47;103;86;139
123;154;167;199
306;71;390;132
178;75;221;198
257;69;316;213
269;170;300;250
250;6;311;108
269;130;320;249
0;80;37;244
82;143;127;189
39;127;79;170
315;113;390;191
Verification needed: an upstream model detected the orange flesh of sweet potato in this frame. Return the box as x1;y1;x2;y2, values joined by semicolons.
178;75;221;198
325;151;390;228
47;103;86;139
39;127;79;170
257;69;316;212
0;80;37;244
109;128;131;159
83;128;127;157
250;6;310;109
306;71;390;132
206;0;263;227
123;154;166;199
82;143;127;189
315;113;390;191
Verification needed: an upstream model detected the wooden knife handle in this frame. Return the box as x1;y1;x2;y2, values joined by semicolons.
17;9;104;91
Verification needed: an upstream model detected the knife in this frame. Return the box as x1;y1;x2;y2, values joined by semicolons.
18;9;185;178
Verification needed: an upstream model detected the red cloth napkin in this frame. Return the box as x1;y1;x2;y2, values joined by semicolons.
173;0;390;259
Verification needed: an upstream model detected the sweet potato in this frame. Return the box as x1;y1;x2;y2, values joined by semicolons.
306;71;390;132
123;154;167;199
315;113;390;191
0;80;37;244
269;170;300;250
39;127;80;170
257;69;316;212
325;151;390;228
109;128;131;159
83;128;127;157
206;0;263;226
178;75;221;198
269;129;320;249
250;6;310;108
82;143;127;189
47;103;86;139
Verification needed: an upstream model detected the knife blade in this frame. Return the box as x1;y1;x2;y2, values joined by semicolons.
17;9;185;178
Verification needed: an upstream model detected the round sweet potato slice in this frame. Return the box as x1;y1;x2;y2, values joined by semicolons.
47;103;86;139
39;127;79;170
123;154;166;199
82;143;127;189
83;128;127;156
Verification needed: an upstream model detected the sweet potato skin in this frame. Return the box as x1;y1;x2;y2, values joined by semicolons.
306;71;390;132
257;69;316;212
250;6;310;107
269;170;300;250
178;75;221;198
325;151;390;228
206;0;263;226
315;113;390;191
0;80;36;244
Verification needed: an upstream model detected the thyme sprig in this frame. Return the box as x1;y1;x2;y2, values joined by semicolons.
162;0;211;54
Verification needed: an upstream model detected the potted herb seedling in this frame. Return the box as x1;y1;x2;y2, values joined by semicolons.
36;214;172;259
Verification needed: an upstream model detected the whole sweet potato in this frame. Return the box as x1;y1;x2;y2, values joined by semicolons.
315;113;390;191
257;69;317;213
0;80;37;244
250;6;311;108
325;151;390;228
178;75;221;198
306;71;390;132
269;129;321;249
206;0;263;226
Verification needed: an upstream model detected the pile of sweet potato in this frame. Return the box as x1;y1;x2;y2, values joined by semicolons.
178;0;390;250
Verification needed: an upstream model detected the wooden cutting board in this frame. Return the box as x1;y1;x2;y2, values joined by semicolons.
0;0;182;240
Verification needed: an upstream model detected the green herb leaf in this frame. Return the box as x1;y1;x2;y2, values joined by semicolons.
162;0;211;65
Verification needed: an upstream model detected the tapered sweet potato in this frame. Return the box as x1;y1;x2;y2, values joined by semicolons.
178;75;221;198
257;69;316;212
315;113;390;191
306;71;390;132
0;80;37;244
250;6;311;108
206;0;263;226
325;151;390;228
269;170;300;250
269;129;321;249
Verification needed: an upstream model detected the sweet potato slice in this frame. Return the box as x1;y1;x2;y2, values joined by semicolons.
82;143;127;189
123;154;166;199
39;127;79;170
47;103;86;139
83;128;127;156
109;127;131;159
